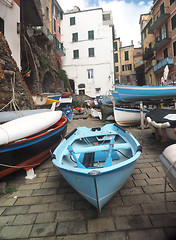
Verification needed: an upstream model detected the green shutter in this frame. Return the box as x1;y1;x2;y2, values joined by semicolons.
54;18;56;32
125;51;129;61
70;17;75;25
73;50;79;59
88;30;94;40
89;48;94;57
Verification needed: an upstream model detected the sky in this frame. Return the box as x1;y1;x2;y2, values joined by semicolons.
58;0;153;47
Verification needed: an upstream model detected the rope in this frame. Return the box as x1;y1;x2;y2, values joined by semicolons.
0;72;23;117
164;160;176;212
0;162;40;169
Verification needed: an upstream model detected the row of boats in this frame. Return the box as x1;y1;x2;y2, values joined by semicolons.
0;85;176;212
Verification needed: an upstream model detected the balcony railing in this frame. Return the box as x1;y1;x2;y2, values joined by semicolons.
143;47;154;60
55;38;66;56
154;35;171;51
148;7;170;33
154;57;174;73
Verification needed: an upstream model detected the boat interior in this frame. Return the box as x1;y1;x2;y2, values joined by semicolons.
62;133;133;169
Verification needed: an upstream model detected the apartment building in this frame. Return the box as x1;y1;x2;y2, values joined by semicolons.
114;38;143;85
40;0;65;65
147;0;176;85
140;13;157;85
61;7;115;97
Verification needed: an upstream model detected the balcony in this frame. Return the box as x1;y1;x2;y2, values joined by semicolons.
148;7;170;33
143;48;154;60
154;35;171;51
154;57;174;73
55;38;66;56
22;0;43;27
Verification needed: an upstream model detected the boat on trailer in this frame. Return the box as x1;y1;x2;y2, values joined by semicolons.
0;112;67;179
52;123;142;212
146;108;176;141
113;84;176;103
114;106;148;127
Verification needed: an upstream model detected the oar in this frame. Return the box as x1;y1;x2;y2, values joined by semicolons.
104;138;114;167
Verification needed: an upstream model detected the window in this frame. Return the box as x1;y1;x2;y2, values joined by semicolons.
88;69;93;79
115;66;119;72
72;33;78;42
89;48;95;57
53;18;56;32
78;83;85;88
114;42;117;51
170;0;175;6
70;17;75;25
161;24;167;40
160;3;164;15
88;30;94;40
95;88;101;93
114;53;118;62
103;13;110;21
122;64;132;71
0;18;4;34
124;51;129;61
173;41;176;57
58;26;61;34
149;74;152;85
79;90;85;95
73;50;79;59
163;48;168;58
171;14;176;31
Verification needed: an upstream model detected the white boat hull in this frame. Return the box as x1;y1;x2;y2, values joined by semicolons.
0;111;62;145
114;107;146;126
159;144;176;190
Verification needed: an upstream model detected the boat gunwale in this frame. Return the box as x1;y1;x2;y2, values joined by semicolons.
53;124;141;174
0;117;68;152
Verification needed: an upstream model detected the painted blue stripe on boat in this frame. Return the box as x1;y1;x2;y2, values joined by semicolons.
0;124;66;153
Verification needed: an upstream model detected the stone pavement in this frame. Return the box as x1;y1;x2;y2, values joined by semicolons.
0;117;176;240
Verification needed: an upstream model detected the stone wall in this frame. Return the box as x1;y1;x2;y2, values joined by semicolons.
0;33;34;111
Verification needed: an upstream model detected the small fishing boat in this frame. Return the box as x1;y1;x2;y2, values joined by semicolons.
114;106;147;127
100;92;112;105
159;144;176;190
0;112;67;179
113;84;176;103
32;94;60;106
146;108;176;141
57;96;72;109
52;123;142;212
0;109;51;124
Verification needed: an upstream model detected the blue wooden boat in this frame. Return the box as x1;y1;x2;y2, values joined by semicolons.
112;84;176;103
52;123;142;212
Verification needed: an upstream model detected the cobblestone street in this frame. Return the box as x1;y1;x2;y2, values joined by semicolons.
0;117;176;240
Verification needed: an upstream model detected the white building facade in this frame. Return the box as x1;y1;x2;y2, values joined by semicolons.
0;0;20;68
61;7;115;98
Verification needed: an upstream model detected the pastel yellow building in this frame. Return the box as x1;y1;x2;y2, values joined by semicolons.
140;13;157;85
114;38;143;85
